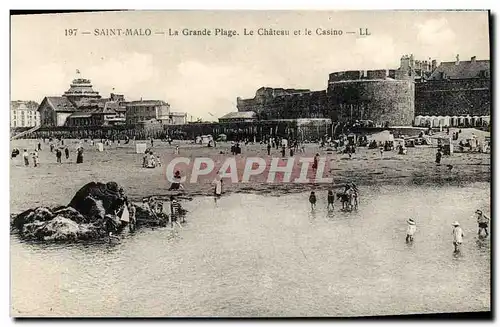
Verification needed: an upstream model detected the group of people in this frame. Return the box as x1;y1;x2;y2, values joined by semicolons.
308;182;359;211
142;150;162;169
265;138;303;157
405;209;489;253
12;139;86;167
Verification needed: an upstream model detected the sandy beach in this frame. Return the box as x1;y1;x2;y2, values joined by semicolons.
10;132;490;214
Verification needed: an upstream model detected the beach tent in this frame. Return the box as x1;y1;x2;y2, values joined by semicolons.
366;130;394;143
201;135;213;145
217;134;227;142
97;143;104;152
136;143;147;154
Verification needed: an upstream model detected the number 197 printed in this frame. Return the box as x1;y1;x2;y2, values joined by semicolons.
65;29;78;36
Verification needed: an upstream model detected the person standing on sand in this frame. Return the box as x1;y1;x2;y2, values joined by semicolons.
452;221;464;253
267;142;271;155
312;153;320;170
22;149;29;166
476;209;489;237
435;149;442;165
309;191;317;210
213;174;222;197
65;147;69;160
56;148;62;163
76;147;84;164
406;219;416;242
31;150;39;167
281;146;286;157
327;190;335;210
168;170;184;190
37;142;41;151
175;145;179;155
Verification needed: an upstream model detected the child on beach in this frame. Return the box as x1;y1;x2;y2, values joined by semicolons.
309;191;317;210
406;218;416;242
31;150;39;167
327;190;335;210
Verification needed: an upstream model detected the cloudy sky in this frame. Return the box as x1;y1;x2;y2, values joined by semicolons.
11;10;490;120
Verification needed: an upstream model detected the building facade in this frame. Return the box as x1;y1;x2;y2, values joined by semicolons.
11;101;40;128
125;100;170;125
38;77;103;127
168;112;188;125
415;56;490;117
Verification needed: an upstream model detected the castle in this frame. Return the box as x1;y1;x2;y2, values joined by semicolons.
232;54;490;128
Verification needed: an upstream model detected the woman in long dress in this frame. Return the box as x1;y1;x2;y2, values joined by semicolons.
213;176;222;196
76;147;84;164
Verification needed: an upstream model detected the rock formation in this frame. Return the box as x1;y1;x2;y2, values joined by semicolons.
11;181;176;242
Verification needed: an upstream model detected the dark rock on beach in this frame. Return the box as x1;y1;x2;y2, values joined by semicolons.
68;181;125;220
11;181;178;243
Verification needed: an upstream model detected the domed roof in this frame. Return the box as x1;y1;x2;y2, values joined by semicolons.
63;78;101;99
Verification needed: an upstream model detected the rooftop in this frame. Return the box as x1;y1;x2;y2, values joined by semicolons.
428;59;490;80
43;97;77;112
126;100;169;106
11;101;39;111
219;111;257;120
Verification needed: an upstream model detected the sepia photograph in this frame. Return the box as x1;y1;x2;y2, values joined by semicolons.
9;10;491;318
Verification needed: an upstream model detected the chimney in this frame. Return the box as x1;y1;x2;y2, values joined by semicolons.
431;59;437;71
471;56;477;63
455;54;460;65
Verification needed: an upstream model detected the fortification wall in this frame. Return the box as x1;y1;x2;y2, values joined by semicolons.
328;80;415;126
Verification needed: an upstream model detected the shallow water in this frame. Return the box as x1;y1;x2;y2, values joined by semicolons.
11;183;490;317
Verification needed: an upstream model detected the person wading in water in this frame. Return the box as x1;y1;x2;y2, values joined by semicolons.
452;221;464;253
476;209;490;237
327;190;334;210
309;191;317;210
406;219;416;243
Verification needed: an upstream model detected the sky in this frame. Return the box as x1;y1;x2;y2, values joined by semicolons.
11;10;490;121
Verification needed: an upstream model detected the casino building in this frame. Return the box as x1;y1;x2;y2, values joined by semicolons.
37;74;187;127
